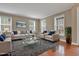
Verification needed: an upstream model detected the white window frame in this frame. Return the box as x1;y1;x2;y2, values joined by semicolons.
40;19;46;33
0;16;12;32
29;20;35;32
54;14;64;36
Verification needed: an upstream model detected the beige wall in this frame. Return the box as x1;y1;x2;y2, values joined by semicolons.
71;4;79;43
0;12;36;32
43;6;78;43
12;16;29;31
35;19;41;33
43;9;72;32
44;16;54;31
71;5;77;43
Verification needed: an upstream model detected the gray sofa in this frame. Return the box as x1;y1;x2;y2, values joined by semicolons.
11;34;26;40
11;33;35;41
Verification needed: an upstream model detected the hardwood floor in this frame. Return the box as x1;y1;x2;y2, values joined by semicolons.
39;41;79;56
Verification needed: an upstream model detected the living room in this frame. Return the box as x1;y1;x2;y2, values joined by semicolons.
0;3;79;56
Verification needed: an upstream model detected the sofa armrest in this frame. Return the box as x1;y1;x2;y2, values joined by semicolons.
52;34;60;41
0;38;12;55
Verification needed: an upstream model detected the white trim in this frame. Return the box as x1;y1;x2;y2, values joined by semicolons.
40;19;46;32
60;39;79;45
77;7;79;45
29;20;36;32
72;42;79;45
10;16;12;32
0;16;12;32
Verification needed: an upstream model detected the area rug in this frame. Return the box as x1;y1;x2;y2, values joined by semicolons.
11;39;58;56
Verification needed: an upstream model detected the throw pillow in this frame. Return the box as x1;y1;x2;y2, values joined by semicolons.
13;31;17;35
0;35;4;41
48;31;55;35
1;34;6;39
43;31;47;34
30;30;32;33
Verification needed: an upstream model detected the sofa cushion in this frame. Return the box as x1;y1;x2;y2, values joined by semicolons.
20;31;26;34
11;34;26;40
45;35;52;39
0;35;4;41
0;33;6;41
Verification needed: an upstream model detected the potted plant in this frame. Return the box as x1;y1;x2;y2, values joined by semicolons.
65;27;72;44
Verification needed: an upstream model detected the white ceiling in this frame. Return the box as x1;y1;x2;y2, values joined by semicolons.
0;3;74;19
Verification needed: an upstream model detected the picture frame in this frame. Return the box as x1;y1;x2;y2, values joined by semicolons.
16;21;26;28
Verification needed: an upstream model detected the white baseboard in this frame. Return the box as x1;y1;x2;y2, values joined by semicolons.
60;39;79;46
72;42;78;45
60;39;66;42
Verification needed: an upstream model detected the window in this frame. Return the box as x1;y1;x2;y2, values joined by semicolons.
29;20;35;32
40;19;46;33
54;15;64;36
0;16;12;32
